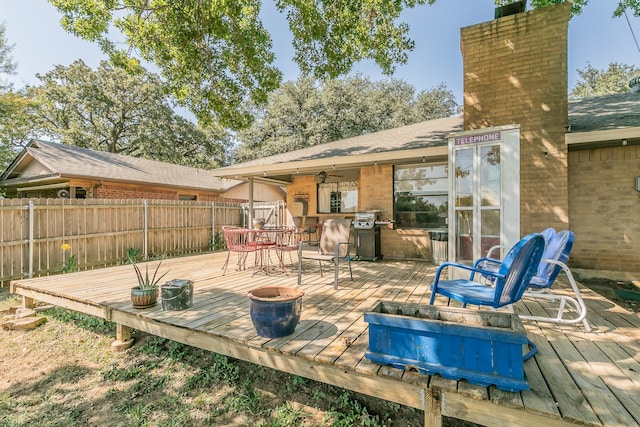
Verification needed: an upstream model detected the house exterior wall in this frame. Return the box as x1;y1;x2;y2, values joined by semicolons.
461;3;571;236
222;181;285;202
359;165;432;259
285;167;435;260
568;146;640;272
284;175;318;225
85;181;244;202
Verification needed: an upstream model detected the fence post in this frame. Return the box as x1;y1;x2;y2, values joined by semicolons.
143;200;148;260
28;200;34;278
211;202;216;249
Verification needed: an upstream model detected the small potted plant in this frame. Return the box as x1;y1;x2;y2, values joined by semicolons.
129;256;168;308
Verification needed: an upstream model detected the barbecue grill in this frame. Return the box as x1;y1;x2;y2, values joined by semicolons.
354;211;379;229
354;211;390;261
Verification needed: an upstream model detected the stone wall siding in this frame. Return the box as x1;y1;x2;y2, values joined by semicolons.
568;146;640;272
461;3;572;236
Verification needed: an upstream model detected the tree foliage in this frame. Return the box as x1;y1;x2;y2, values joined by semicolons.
570;62;640;98
0;23;17;92
47;1;640;130
526;0;639;17
28;60;228;168
49;0;436;129
0;22;29;169
234;76;457;162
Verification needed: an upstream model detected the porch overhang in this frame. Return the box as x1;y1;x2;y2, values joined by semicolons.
565;126;640;150
211;146;449;183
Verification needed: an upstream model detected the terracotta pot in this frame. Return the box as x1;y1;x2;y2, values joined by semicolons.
247;286;304;338
131;286;158;308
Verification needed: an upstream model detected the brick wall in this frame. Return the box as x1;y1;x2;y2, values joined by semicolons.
568;146;640;272
461;2;571;235
359;165;431;259
286;167;434;260
286;175;318;223
92;182;243;203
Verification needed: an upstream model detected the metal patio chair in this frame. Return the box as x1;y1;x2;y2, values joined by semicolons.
221;226;258;275
429;233;545;311
479;229;591;331
297;219;353;289
480;229;590;331
268;226;300;274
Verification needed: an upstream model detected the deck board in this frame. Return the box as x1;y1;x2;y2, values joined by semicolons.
9;252;640;427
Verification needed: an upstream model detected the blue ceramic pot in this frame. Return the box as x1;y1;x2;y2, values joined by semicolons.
248;286;304;338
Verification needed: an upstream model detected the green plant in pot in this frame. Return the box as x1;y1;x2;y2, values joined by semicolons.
129;256;168;308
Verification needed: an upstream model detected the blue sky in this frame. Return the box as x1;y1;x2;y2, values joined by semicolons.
2;0;639;106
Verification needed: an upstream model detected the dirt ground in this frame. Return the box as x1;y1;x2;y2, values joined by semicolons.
1;277;638;427
0;287;472;427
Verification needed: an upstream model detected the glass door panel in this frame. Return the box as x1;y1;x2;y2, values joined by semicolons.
454;148;474;264
480;145;501;257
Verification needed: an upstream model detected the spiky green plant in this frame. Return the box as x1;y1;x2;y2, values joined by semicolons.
129;256;168;290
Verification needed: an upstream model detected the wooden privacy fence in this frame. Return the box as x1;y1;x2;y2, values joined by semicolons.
0;198;286;283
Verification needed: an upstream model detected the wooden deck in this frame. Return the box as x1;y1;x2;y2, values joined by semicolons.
9;252;640;427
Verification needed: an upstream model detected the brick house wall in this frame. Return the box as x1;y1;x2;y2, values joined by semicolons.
89;182;244;203
286;167;434;260
568;146;640;272
359;165;432;259
461;2;572;236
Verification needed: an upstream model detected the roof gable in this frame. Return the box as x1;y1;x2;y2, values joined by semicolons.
1;140;237;192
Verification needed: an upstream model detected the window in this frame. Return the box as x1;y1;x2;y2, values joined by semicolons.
394;163;448;229
317;181;358;213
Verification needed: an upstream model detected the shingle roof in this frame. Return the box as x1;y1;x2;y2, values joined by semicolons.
4;92;637;187
212;92;640;177
219;115;464;170
1;140;235;191
568;92;640;133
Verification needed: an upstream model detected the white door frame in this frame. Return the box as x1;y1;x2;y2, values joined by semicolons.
447;125;521;273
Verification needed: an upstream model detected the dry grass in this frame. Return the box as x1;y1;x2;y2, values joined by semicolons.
1;287;480;427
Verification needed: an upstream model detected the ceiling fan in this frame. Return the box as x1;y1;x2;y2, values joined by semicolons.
316;170;343;183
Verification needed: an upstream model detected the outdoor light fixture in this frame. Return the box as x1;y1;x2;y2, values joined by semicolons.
623;139;628;146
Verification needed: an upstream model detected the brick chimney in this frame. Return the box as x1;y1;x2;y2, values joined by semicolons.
460;2;572;234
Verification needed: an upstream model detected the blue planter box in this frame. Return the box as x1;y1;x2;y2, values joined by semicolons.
364;302;534;392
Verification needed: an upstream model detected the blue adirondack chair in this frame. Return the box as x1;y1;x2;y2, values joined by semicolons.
429;233;545;310
478;229;591;331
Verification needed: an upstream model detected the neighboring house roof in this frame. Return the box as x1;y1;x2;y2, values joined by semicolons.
0;140;238;192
